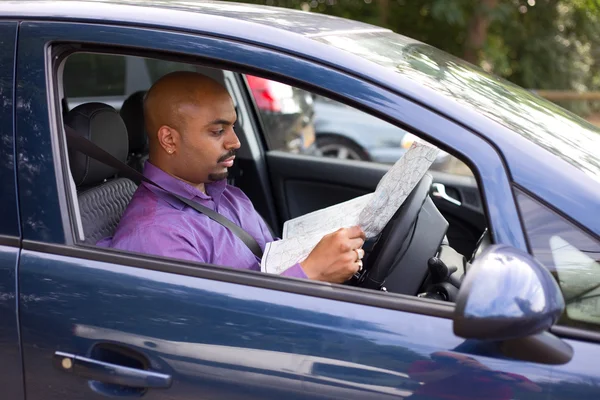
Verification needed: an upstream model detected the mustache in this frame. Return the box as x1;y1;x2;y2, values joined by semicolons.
217;150;237;163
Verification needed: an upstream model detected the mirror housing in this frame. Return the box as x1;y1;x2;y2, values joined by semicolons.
454;245;564;341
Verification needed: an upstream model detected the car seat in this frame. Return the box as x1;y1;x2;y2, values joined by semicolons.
65;102;137;245
120;90;149;172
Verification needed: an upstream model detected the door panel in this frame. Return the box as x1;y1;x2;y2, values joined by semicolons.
266;151;387;222
18;250;559;400
266;152;484;256
550;337;600;399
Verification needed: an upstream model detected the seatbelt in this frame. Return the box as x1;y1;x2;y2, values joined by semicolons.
64;125;264;258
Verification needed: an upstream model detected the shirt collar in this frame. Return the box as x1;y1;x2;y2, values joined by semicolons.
142;161;227;209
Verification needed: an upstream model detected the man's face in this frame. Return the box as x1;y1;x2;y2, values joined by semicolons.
173;91;240;185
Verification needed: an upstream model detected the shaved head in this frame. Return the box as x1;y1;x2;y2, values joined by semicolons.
144;71;229;144
143;71;240;190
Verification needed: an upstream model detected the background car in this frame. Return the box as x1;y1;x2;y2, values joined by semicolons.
245;75;316;154
312;96;451;168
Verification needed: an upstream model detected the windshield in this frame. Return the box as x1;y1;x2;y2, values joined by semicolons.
312;31;600;183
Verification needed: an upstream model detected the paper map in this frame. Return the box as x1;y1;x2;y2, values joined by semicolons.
261;141;440;275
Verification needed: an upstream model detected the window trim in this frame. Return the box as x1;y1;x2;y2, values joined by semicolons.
48;44;458;319
50;44;495;245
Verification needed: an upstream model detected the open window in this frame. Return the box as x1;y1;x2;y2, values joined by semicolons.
53;45;490;304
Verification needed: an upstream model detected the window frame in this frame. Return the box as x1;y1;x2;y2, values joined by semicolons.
16;20;524;321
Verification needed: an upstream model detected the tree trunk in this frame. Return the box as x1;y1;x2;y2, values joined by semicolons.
463;0;498;64
378;0;390;27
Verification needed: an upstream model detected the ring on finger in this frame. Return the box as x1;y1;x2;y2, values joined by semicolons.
354;248;365;261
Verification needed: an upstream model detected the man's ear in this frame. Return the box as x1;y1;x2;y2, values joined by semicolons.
157;125;179;154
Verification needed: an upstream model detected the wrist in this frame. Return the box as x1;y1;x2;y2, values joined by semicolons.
300;258;320;280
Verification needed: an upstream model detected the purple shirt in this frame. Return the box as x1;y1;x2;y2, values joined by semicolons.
97;161;307;278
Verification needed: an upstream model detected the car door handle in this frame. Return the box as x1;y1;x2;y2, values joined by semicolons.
431;183;462;206
53;351;172;389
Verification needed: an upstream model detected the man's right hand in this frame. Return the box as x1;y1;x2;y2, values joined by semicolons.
300;226;366;283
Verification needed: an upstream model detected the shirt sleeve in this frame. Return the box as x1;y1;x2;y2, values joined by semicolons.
280;262;308;279
107;223;210;264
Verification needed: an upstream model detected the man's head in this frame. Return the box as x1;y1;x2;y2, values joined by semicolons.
144;71;240;186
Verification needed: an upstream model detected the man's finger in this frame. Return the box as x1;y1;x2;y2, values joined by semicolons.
348;237;364;251
346;225;366;240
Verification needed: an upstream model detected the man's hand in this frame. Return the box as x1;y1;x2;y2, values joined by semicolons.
301;226;366;283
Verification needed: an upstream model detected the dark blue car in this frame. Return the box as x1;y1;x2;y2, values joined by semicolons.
1;1;599;399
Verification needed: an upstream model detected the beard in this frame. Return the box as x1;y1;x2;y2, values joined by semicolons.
208;171;228;182
209;149;236;182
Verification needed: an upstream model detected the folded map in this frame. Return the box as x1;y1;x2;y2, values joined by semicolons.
261;141;440;275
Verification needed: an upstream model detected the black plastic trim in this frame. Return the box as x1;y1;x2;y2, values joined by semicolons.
551;325;600;343
22;239;455;319
513;184;600;242
0;235;20;247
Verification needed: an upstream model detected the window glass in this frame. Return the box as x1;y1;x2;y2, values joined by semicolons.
245;76;471;176
63;53;126;98
144;59;197;83
516;189;600;330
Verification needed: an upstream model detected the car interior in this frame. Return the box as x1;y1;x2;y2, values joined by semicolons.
56;49;491;303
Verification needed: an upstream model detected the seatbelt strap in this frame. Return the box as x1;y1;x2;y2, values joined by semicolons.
64;125;264;258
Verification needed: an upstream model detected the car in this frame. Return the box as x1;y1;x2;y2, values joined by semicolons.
313;96;450;167
0;1;599;400
245;74;317;154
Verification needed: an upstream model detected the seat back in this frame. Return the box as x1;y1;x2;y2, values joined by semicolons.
120;90;149;172
65;103;137;244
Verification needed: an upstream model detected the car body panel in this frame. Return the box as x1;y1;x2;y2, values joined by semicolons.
0;20;20;238
18;250;557;400
0;20;25;400
0;246;24;400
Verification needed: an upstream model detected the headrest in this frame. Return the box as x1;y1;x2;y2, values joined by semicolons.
65;103;129;187
120;91;148;154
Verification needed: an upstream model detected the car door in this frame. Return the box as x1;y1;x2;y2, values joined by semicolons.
0;20;25;400
14;19;565;400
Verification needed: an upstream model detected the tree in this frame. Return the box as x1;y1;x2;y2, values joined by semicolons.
463;0;498;64
226;0;600;117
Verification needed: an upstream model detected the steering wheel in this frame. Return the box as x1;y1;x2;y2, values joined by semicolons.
353;173;433;291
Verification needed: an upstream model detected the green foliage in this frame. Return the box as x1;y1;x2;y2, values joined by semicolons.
228;0;600;116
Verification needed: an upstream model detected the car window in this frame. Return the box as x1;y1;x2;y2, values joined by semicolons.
58;50;487;305
245;76;472;177
144;58;198;83
63;53;126;98
516;189;600;331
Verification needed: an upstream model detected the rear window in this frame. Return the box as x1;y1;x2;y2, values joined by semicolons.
63;53;125;98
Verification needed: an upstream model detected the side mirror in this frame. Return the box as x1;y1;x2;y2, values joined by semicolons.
454;245;564;341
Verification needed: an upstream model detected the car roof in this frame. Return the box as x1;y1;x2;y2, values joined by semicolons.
1;0;386;36
3;0;599;235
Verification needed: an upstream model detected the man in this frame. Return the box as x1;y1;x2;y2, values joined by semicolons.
100;71;365;283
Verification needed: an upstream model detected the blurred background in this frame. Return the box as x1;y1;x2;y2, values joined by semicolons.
227;0;600;126
66;1;600;176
